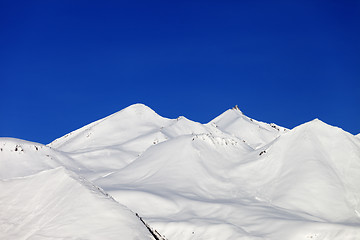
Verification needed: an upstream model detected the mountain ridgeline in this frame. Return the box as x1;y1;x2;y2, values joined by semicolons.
1;104;359;240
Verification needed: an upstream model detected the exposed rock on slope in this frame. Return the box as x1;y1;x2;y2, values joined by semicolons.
209;106;288;149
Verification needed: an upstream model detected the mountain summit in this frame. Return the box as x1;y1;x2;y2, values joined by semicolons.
209;106;288;148
1;104;359;240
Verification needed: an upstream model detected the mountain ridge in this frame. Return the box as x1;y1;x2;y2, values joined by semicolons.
0;167;156;240
1;103;359;240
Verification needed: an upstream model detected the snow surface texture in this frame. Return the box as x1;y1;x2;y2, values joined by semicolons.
1;103;360;240
0;167;154;240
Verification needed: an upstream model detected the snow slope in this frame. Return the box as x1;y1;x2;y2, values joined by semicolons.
0;137;161;240
208;105;288;149
0;167;154;240
49;104;172;152
0;137;88;179
92;117;360;240
47;104;233;179
1;104;360;240
243;119;360;223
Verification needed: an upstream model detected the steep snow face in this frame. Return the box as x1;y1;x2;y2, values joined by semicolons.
47;104;236;176
49;104;245;154
209;107;288;149
49;104;172;152
47;104;175;174
0;167;154;240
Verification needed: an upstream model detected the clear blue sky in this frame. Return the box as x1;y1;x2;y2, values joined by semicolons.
1;0;359;144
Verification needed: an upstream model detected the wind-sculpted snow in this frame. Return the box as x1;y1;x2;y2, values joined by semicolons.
1;104;360;239
92;117;360;239
222;119;360;222
0;167;154;240
49;104;172;151
0;138;87;179
209;107;288;149
95;133;252;198
256;119;360;223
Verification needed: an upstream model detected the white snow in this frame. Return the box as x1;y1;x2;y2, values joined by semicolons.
1;103;360;239
0;167;154;239
208;106;288;149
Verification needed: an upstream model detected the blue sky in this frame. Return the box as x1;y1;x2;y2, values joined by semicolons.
1;0;359;144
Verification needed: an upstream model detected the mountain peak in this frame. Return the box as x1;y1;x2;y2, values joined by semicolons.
123;103;152;111
297;118;332;131
289;118;353;138
95;103;168;126
117;103;157;116
48;103;170;151
232;105;242;114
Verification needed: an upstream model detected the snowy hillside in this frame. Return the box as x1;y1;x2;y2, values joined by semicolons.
1;104;360;240
0;138;88;179
208;105;288;149
0;167;155;240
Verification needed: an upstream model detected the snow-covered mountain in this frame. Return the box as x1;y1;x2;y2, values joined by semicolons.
1;104;359;240
0;167;154;240
208;105;288;149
